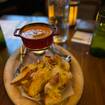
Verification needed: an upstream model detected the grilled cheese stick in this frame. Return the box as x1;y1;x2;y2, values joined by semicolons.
44;59;72;105
45;83;62;105
28;67;52;97
28;56;54;97
11;64;37;84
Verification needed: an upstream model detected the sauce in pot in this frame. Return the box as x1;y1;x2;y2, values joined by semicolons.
21;25;52;39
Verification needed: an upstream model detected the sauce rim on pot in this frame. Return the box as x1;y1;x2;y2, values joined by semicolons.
21;25;52;40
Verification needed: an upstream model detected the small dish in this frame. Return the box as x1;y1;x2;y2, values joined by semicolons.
14;23;55;50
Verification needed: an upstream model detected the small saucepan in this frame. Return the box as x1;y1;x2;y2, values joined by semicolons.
14;23;55;50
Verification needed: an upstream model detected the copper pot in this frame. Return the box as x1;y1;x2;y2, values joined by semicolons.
14;23;55;50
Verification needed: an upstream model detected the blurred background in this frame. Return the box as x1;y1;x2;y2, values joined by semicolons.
0;0;105;20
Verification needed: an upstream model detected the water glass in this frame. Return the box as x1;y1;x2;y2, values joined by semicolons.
48;0;70;43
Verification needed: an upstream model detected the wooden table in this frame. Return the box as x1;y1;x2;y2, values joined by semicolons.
0;15;105;105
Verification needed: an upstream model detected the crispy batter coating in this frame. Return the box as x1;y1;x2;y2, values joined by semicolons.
11;55;72;105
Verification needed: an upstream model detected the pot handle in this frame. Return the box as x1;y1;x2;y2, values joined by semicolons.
14;28;20;37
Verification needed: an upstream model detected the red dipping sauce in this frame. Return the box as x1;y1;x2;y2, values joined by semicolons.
14;23;54;50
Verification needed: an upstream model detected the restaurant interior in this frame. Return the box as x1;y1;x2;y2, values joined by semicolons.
0;0;104;19
0;0;105;105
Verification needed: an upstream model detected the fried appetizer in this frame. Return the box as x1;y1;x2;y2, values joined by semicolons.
28;56;54;97
11;54;72;105
44;61;72;105
11;64;37;84
28;67;52;97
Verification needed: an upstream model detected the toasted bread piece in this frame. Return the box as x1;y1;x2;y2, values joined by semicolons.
45;82;62;105
28;67;51;97
44;62;72;105
11;64;36;84
61;59;70;71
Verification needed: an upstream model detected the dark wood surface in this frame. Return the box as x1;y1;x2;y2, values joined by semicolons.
0;15;105;105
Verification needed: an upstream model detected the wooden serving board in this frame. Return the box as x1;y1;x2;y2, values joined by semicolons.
3;45;84;105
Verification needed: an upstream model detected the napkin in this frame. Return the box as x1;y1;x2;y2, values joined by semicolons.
71;31;93;45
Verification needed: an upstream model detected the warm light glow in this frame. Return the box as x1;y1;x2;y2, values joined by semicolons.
48;4;55;18
69;6;78;26
48;1;79;26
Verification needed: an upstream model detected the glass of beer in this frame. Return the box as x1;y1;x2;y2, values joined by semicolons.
48;0;70;43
